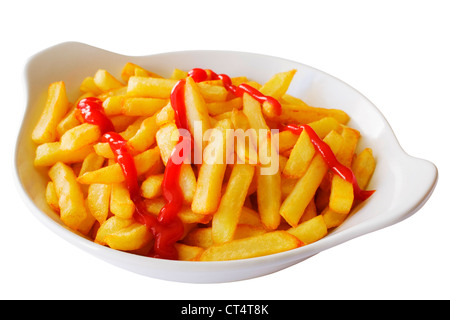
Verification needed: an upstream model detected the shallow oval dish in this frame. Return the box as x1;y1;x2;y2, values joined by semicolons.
15;42;438;283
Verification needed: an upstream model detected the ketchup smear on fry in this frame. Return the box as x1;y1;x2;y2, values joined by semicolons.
281;124;375;201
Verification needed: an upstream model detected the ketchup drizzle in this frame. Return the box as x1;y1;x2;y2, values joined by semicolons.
282;124;375;201
76;68;374;260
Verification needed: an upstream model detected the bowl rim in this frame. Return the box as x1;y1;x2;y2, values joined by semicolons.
14;41;439;282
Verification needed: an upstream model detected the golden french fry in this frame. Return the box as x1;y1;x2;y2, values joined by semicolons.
321;206;347;229
184;76;213;152
93;69;124;92
155;103;175;126
102;96;124;116
282;129;315;178
127;76;177;98
191;119;232;214
275;100;350;125
260;69;297;99
206;97;243;116
141;174;164;199
212;164;255;244
199;231;302;261
95;216;133;245
287;215;327;244
280;130;343;226
174;243;204;261
197;82;228;102
32;81;70;144
121;62;162;83
60;123;101;151
77;146;162;184
127;114;158;154
78;152;105;177
48;162;87;230
260;69;297;118
110;182;135;219
122;97;168;116
257;165;282;230
45;181;59;212
170;68;188;80
80;76;102;95
329;175;354;214
87;183;110;224
105;223;152;251
352;148;376;190
34;142;93;167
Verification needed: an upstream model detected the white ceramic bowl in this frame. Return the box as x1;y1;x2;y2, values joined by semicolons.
15;42;438;283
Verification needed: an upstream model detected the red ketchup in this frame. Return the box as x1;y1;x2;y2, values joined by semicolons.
282;124;375;201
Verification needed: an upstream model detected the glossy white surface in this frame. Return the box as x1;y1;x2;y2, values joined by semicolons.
15;42;437;283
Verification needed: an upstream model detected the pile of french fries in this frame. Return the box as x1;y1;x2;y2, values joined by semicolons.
32;62;376;261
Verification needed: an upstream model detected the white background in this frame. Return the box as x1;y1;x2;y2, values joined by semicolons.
2;0;449;300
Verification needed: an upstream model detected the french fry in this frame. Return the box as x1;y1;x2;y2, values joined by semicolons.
212;164;255;244
60;123;101;151
77;146;162;184
127;114;158;154
329;175;354;214
141;174;164;199
206;97;243;116
45;181;59;212
184;76;213;152
274;101;350;125
280;130;343;226
287;215;327;245
32;81;70;144
87;183;110;224
48;162;87;230
34;142;93;167
121;62;162;83
192;119;232;214
95;216;133;245
352;148;376;190
105;222;153;251
110;182;135;219
174;243;204;261
260;69;297;118
321;206;347;229
196;82;228;102
102;96;124;116
282;129;315;178
80;77;102;95
155;103;175;126
122;97;168;116
199;231;302;261
127;76;177;98
78;152;105;177
93;69;124;92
